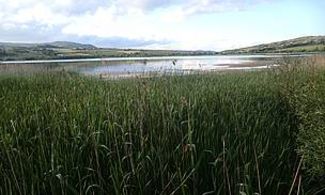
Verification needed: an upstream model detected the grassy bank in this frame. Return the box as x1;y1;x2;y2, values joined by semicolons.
0;59;324;194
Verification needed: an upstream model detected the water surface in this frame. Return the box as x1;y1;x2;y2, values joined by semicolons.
0;54;310;77
78;55;280;76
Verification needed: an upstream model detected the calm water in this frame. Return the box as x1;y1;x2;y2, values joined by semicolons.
76;55;284;76
0;54;310;77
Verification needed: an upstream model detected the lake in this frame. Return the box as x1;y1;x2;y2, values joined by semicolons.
0;54;311;77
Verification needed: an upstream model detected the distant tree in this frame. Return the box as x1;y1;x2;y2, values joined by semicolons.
321;39;325;44
0;48;6;57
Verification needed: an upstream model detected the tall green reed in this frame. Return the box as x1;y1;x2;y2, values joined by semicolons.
0;69;313;194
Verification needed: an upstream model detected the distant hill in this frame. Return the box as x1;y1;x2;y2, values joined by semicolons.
46;41;97;49
221;36;325;54
2;36;323;61
0;41;216;61
0;41;97;50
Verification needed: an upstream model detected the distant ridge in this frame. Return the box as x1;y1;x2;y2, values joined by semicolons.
221;36;325;54
0;41;97;50
0;41;216;61
47;41;97;49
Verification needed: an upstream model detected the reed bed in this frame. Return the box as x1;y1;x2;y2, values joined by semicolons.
0;57;324;194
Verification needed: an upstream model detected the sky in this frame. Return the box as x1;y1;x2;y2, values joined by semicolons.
0;0;324;51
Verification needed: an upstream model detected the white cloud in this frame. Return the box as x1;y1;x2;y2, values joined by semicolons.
0;0;274;50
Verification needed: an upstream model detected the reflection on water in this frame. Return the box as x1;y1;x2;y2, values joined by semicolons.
79;55;280;76
0;55;310;77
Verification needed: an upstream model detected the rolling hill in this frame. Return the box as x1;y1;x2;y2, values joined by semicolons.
221;36;325;54
0;41;97;50
0;41;216;61
1;36;324;61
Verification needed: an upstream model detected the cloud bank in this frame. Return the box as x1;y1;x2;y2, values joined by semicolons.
0;0;306;50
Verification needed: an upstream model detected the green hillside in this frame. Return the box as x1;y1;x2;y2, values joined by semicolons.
0;41;216;61
221;36;325;54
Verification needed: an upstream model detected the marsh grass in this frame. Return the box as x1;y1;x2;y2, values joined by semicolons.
0;57;324;194
275;55;325;193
